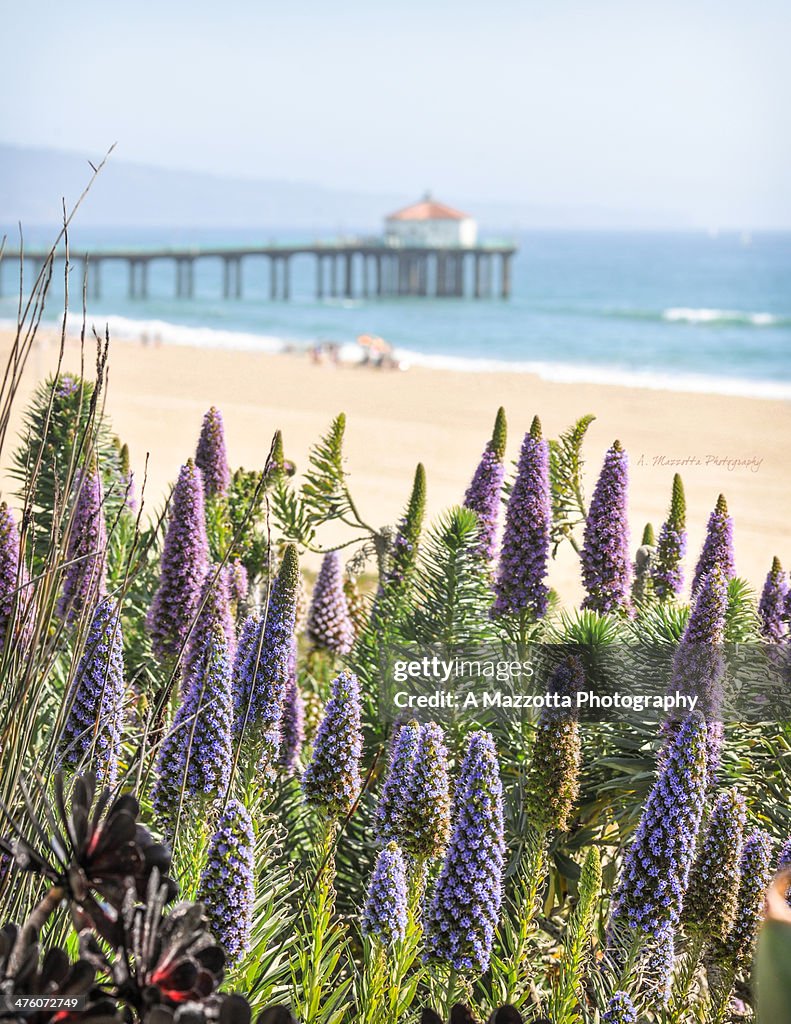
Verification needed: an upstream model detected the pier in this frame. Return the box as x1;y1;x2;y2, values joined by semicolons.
0;241;516;302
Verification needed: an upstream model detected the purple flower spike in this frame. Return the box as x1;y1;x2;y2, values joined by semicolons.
183;564;236;693
493;416;551;620
580;440;631;615
227;557;249;610
464;407;507;561
646;927;676;1005
759;556;787;642
0;502;33;648
147;460;209;662
376;720;421;845
525;655;583;833
603;992;637;1024
307;551;354;655
610;715;707;995
683;788;746;942
425;730;505;975
724;830;774;968
303;670;363;819
195;406;231;498
232;546;300;779
57;599;125;786
152;623;233;835
198;799;255;964
57;465;107;622
667;566;728;779
280;639;305;774
363;842;408;947
692;494;735;596
652;473;687;600
401;722;452;862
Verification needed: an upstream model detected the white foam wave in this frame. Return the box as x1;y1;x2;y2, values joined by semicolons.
391;347;791;399
46;313;791;401
65;313;292;356
662;307;782;327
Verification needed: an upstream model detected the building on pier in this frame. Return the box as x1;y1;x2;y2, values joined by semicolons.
384;193;477;249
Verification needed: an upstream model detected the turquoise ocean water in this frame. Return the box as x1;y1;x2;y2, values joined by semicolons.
2;229;790;397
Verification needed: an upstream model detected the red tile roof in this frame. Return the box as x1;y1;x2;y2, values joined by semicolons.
386;197;470;222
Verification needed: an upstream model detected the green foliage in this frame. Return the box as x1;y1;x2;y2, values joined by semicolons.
547;607;627;693
272;415;379;557
301;414;352;525
548;846;602;1024
486;831;547;1014
548;413;596;555
382;462;426;596
272;469;318;549
289;825;353;1024
725;576;762;642
628;599;689;646
400;506;500;650
231;814;296;1014
203;459;279;582
107;508;163;696
355;924;423;1024
10;373;127;573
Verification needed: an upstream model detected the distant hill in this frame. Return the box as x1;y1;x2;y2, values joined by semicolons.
0;144;404;232
0;143;685;232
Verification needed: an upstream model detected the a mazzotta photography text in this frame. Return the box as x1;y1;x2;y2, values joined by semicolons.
392;686;699;714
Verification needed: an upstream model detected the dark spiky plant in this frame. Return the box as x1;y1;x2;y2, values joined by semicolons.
0;923;115;1022
0;770;253;1023
0;772;176;942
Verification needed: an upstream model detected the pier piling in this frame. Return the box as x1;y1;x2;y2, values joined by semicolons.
344;253;353;299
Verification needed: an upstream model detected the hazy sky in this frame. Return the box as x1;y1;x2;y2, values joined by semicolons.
1;0;789;227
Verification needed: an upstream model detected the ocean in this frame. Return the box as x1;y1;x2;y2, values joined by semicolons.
2;228;790;398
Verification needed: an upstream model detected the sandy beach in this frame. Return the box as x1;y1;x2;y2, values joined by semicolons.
1;326;789;604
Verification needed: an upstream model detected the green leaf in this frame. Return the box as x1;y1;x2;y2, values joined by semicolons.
10;372;127;574
400;506;500;650
548;414;595;556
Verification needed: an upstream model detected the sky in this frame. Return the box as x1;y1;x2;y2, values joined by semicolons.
1;0;789;228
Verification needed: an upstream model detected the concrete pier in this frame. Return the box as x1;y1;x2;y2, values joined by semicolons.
3;240;517;302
